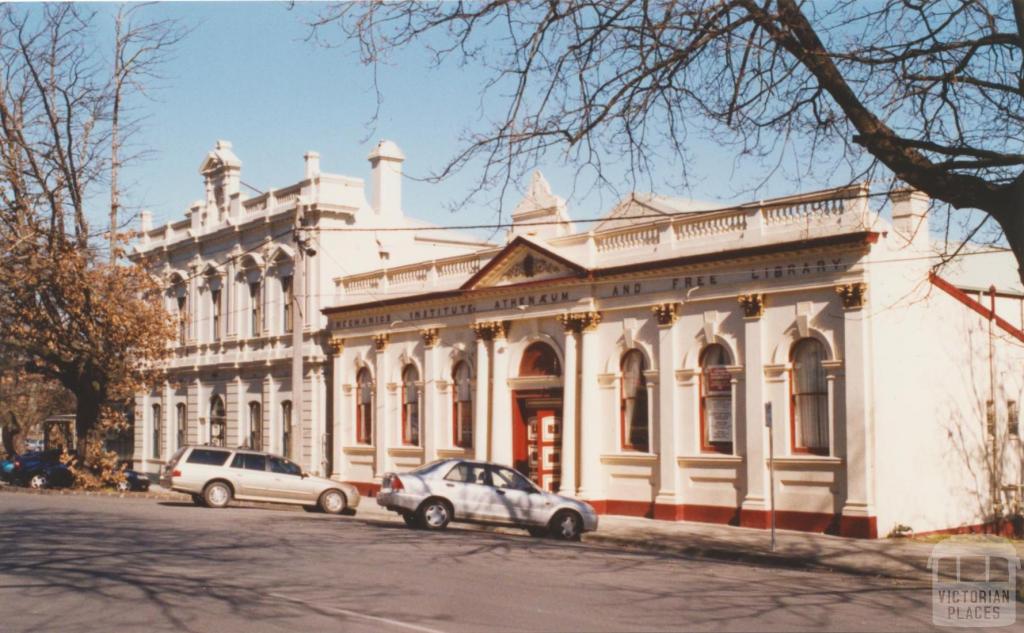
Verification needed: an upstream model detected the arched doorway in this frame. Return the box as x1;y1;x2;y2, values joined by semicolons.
209;396;226;447
512;341;563;493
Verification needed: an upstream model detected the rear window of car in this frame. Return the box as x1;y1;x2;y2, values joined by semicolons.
166;446;187;468
186;448;231;466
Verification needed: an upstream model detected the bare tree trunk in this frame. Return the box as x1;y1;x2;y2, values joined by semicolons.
74;385;102;457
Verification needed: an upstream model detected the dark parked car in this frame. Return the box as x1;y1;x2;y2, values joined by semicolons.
117;469;150;492
9;450;74;489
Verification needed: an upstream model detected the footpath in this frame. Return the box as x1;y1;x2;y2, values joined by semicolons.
0;481;993;583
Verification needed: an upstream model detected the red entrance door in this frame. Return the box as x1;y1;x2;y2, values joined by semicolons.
513;394;562;493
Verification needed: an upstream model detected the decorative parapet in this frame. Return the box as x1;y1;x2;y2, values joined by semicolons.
738;293;766;318
835;282;867;310
372;333;390;351
651;302;680;327
420;328;440;348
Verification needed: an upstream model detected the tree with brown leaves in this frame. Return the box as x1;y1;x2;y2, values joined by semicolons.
310;0;1024;276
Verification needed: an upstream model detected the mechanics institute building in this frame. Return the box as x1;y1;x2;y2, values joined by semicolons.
322;173;1024;539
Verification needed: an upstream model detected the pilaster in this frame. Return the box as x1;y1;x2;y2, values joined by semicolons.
653;303;680;512
574;311;604;500
740;299;768;527
422;328;440;462
558;317;579;496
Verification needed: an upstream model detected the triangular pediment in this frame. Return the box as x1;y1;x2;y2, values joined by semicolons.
461;237;588;290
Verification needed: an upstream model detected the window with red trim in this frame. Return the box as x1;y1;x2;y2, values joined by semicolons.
452;362;473;448
401;365;420;446
620;350;649;452
356;369;373;445
700;344;733;453
790;338;828;454
519;342;561;376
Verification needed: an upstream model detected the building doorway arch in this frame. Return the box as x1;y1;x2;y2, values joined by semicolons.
512;341;563;492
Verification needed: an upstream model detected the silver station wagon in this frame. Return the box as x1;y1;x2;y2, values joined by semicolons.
377;459;598;540
161;446;360;515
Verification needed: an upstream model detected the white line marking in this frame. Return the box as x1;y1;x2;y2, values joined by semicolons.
266;592;449;633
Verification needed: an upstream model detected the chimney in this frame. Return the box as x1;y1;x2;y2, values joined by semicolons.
367;140;405;221
890;189;930;251
304;151;320;180
139;210;152;245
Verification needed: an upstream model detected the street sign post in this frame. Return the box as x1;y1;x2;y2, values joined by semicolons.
765;402;776;552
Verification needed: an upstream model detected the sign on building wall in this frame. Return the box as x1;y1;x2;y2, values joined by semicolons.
705;366;732;442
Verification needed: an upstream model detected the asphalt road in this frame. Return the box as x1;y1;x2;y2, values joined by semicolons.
1;492;944;632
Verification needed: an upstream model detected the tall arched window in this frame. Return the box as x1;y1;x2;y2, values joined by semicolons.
356;369;373;445
176;403;187;449
700;344;733;453
281;400;293;457
249;280;262;337
209;396;226;447
519;342;561;376
402;365;420;446
249;402;262;450
620;350;649;452
281;276;293;333
790;338;829;454
452;362;473;448
211;288;222;341
151;404;162;459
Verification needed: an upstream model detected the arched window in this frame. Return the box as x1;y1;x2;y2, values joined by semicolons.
151;404;162;459
356;369;373;445
620;350;649;452
176;293;188;344
281;276;293;333
209;396;226;447
790;338;828;454
700;344;733;453
176;403;187;449
402;365;420;446
452;362;473;448
211;288;222;341
249;280;262;337
249;402;262;450
281;400;293;457
519;342;561;376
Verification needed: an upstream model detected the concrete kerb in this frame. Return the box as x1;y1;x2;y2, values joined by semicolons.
0;482;939;583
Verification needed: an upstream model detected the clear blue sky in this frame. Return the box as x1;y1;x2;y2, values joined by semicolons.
93;3;881;233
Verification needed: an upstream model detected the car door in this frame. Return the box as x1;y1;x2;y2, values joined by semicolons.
489;465;545;525
267;455;308;502
441;462;501;521
229;453;271;499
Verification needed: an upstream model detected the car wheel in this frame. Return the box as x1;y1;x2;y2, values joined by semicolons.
527;526;548;538
549;510;583;541
202;481;232;508
417;498;452;530
116;480;130;493
191;494;206;507
28;473;47;489
318;490;347;515
401;511;421;528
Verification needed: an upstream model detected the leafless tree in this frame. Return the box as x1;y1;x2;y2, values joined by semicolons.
309;1;1024;275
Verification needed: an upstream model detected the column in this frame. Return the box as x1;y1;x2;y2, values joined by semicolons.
837;282;876;537
490;322;512;466
472;326;491;462
653;303;680;516
558;316;578;497
310;367;324;475
234;376;246;448
225;258;236;338
263;373;274;453
162;380;173;460
329;337;345;478
373;334;390;477
190;377;203;445
738;293;768;528
421;329;440;462
576;312;604;500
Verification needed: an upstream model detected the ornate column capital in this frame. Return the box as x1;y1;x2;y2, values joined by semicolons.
651;302;680;327
471;320;511;341
372;333;390;351
471;322;495;341
328;336;345;354
420;328;439;348
557;311;603;333
835;282;867;310
737;293;766;318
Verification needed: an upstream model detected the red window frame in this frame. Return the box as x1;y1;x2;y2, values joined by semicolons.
619;350;649;452
451;362;473;448
355;369;372;445
789;339;829;455
401;366;419;446
699;345;733;454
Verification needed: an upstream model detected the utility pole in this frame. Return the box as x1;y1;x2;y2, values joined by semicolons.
291;199;306;466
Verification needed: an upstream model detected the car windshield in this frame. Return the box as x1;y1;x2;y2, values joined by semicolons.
409;460;448;476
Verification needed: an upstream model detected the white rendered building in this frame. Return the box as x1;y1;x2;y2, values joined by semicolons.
322;174;1024;538
131;140;489;477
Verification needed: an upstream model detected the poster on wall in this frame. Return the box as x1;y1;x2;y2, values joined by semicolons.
705;397;733;442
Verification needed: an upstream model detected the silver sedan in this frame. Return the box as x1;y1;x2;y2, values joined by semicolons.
376;459;598;540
